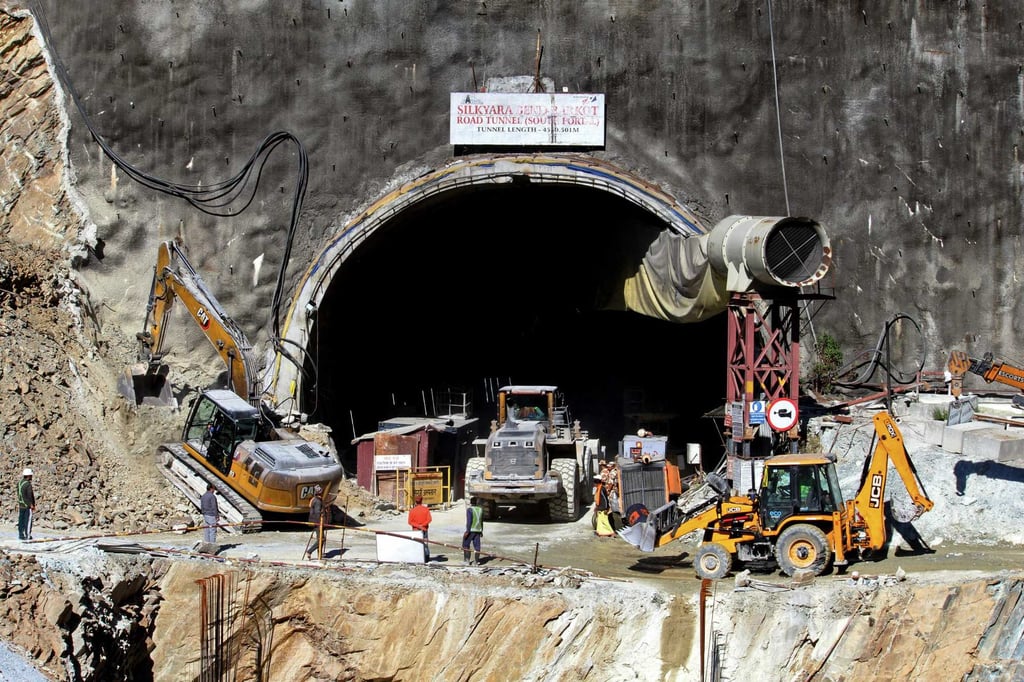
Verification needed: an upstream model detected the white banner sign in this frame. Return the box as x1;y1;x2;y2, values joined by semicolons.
450;92;605;147
374;454;413;471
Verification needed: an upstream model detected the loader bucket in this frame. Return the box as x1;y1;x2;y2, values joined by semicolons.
118;362;176;407
617;519;658;553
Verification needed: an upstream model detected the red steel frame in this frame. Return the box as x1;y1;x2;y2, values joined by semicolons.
724;292;801;455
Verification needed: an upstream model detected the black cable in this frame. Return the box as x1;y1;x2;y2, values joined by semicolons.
833;313;925;388
31;2;311;389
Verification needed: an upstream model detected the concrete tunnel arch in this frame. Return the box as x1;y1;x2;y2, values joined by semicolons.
270;153;713;411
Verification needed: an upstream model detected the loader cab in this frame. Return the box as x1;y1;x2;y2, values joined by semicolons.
759;457;843;530
183;389;261;474
498;385;558;428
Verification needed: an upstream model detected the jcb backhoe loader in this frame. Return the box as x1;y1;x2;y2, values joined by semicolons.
619;411;933;579
118;240;344;531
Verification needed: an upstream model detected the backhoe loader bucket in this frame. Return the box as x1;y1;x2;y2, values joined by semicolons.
118;362;176;407
617;517;658;553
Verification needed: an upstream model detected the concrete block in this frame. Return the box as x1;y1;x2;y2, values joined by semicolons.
941;422;995;454
960;428;1024;464
922;420;945;446
901;398;950;421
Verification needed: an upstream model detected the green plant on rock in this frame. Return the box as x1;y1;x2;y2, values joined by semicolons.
809;333;843;394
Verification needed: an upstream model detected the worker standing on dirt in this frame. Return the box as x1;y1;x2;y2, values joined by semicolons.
462;497;484;566
305;485;327;560
17;468;35;541
200;483;219;548
407;494;432;562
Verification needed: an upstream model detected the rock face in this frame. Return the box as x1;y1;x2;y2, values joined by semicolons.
712;571;1024;681
0;550;163;680
3;548;1023;681
11;0;1024;383
0;7;198;535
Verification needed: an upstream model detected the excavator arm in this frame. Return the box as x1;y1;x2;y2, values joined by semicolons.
851;412;934;551
948;350;1024;398
132;240;262;406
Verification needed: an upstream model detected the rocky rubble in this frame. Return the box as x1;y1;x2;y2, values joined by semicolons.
0;239;186;535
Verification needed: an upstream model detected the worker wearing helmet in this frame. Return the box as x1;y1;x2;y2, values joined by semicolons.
407;494;432;562
17;468;35;541
462;497;485;566
304;485;328;560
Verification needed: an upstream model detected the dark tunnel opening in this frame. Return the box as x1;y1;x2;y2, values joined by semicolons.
302;183;728;476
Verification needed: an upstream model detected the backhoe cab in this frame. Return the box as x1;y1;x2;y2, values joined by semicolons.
620;412;933;579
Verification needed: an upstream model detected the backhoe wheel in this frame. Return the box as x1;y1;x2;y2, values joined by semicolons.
776;524;832;577
694;543;733;580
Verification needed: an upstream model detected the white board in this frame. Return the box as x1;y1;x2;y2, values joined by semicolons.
375;531;426;564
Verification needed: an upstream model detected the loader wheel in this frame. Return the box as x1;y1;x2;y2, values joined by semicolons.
464;458;497;519
777;524;831;577
549;458;579;522
694;543;732;580
465;457;485;478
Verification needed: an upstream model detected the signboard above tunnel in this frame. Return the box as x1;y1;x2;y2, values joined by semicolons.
450;92;605;147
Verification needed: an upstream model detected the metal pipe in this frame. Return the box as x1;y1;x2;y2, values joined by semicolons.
707;215;831;292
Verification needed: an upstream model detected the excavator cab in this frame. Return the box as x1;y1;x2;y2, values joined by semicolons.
759;458;843;530
183;390;260;475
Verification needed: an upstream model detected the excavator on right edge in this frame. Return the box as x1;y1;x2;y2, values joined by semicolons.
948;350;1024;408
619;411;934;579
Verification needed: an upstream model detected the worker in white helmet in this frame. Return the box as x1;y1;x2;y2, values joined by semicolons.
17;468;35;541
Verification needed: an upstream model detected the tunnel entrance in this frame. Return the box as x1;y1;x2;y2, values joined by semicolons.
301;179;728;475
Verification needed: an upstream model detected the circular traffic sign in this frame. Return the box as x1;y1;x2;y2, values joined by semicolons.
767;398;798;432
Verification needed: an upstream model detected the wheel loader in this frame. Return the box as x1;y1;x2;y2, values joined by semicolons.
619;411;934;579
465;385;600;521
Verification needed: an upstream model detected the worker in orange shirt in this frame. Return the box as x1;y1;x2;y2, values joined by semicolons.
407;494;432;562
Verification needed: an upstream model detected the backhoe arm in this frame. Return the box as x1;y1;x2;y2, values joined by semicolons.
852;412;934;550
138;241;262;406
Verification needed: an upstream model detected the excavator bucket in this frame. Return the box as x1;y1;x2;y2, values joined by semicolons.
117;362;176;407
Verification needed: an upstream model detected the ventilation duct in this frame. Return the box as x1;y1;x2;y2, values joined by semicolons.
707;215;831;292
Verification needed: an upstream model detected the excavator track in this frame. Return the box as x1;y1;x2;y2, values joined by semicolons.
156;443;263;534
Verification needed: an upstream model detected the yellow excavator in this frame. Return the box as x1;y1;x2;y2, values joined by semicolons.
118;240;344;531
948;350;1024;408
619;412;934;579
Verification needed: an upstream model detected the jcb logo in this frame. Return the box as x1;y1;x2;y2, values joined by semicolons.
885;420;897;440
197;306;211;330
300;484;319;500
869;473;883;508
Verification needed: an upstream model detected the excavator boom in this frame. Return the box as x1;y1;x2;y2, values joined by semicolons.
121;240;262;406
948;350;1024;398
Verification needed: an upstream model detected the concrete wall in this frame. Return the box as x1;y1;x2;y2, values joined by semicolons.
17;0;1024;378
